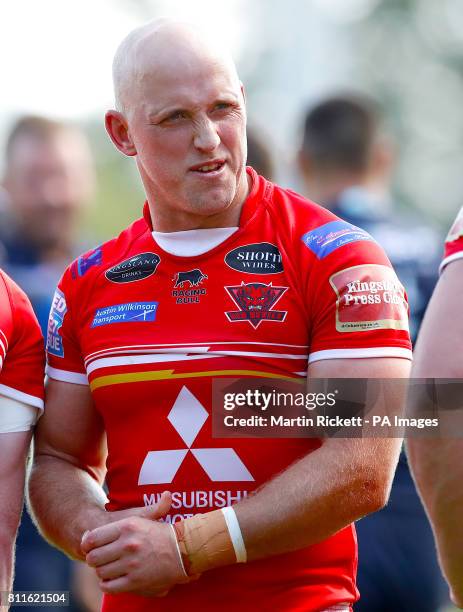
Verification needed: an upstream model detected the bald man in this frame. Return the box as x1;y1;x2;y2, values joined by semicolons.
29;20;412;611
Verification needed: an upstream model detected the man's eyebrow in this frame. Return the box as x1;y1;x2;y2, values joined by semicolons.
147;94;241;120
147;107;189;121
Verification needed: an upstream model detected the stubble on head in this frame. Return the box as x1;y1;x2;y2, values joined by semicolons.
110;19;249;230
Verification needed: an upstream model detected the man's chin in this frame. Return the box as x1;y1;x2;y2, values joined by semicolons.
186;187;238;216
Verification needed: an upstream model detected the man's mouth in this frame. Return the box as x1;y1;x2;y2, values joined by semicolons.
190;160;226;173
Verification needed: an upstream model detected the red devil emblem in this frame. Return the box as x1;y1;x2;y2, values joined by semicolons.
225;282;288;328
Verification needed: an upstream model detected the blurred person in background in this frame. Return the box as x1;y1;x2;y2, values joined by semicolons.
246;127;274;180
407;206;463;609
1;116;97;612
0;116;95;330
298;94;445;612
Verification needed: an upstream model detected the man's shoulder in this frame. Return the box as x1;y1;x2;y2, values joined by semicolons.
63;215;151;289
267;179;346;240
265;179;340;232
263;179;378;258
0;269;13;321
0;268;27;308
0;268;40;341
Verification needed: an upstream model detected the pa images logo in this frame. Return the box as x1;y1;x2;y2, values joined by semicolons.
225;282;288;328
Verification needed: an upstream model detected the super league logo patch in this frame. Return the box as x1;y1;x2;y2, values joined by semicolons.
225;282;288;329
301;221;374;259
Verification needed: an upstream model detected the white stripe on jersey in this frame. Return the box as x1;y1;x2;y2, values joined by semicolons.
0;383;44;410
308;347;412;363
0;333;7;361
86;353;217;375
45;366;88;386
0;328;8;349
86;350;308;376
84;341;309;365
439;251;463;274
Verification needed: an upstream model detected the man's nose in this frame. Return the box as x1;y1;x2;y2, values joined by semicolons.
37;176;70;208
193;118;220;152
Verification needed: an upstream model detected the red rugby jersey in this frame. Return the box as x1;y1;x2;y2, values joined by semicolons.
441;205;463;271
0;269;44;409
46;169;411;612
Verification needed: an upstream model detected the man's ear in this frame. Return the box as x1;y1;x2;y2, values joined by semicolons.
371;136;394;180
105;110;137;157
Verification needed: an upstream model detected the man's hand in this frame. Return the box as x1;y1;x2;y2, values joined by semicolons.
81;496;190;597
91;490;173;531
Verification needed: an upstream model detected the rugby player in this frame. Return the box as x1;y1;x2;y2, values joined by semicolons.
29;20;412;611
298;95;444;611
0;270;44;593
407;207;463;608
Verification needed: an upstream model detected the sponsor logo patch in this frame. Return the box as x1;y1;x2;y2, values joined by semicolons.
173;269;207;288
445;206;463;243
225;282;288;329
138;386;253;485
301;221;374;259
329;264;409;333
47;288;67;357
75;247;102;277
225;243;283;274
172;269;208;304
105;252;160;284
91;302;158;327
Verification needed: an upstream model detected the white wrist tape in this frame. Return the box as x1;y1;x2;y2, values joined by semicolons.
168;524;189;578
221;506;247;563
0;394;39;433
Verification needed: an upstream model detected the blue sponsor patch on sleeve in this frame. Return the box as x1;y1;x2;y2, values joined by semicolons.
91;302;158;327
47;288;67;357
301;220;374;259
77;247;102;277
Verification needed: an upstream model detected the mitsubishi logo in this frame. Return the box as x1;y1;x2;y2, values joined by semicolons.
138;386;254;485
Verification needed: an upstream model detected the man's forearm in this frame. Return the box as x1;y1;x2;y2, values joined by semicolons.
235;436;401;561
0;432;32;593
28;454;108;560
407;438;463;607
0;538;13;593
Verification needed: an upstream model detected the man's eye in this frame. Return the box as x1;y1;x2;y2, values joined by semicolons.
214;103;232;112
164;111;187;122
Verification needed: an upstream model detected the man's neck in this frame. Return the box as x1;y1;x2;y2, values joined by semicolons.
147;171;251;232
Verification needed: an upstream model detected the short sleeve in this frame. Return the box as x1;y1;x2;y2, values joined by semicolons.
45;267;88;385
0;277;13;369
0;271;45;409
302;226;412;364
440;206;463;272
